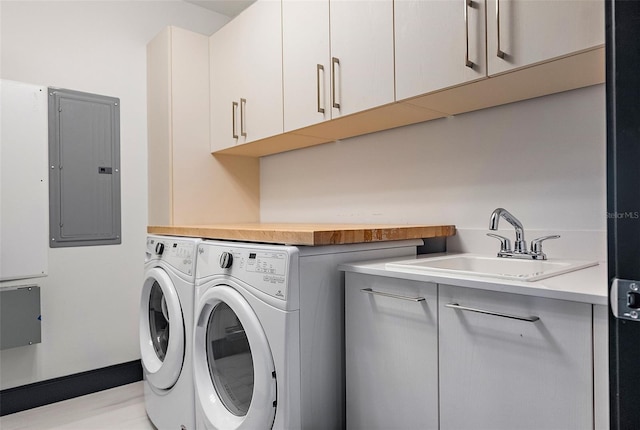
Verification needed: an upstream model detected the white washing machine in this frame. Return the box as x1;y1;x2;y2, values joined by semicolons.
140;235;200;430
193;239;422;430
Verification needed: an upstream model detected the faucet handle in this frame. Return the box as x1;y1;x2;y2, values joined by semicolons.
487;233;512;253
530;235;560;258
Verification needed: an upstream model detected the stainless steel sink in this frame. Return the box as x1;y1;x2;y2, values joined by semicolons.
385;254;598;281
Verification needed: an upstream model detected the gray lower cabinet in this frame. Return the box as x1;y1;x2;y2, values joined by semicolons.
345;272;439;430
440;284;593;430
345;274;595;430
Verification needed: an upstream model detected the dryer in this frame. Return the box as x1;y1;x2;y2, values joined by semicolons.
193;239;421;430
140;235;200;430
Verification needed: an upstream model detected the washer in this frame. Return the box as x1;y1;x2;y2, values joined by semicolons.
140;235;200;430
193;239;421;430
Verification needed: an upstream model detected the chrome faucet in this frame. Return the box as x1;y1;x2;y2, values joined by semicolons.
487;208;560;260
489;208;527;253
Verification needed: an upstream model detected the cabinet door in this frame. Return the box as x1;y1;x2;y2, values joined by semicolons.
395;0;486;101
330;0;395;117
439;285;593;430
239;0;283;144
282;0;331;132
345;273;438;430
210;19;242;152
210;0;282;151
486;0;604;76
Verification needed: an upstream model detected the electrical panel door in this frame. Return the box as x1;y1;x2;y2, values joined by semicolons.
48;88;121;247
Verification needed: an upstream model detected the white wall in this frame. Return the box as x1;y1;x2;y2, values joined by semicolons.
0;1;228;390
261;85;606;258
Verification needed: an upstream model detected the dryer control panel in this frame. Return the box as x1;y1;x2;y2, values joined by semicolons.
146;236;197;276
245;251;287;276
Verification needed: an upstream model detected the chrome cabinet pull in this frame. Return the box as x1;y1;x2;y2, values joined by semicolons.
232;101;239;139
240;98;247;137
331;57;340;109
496;0;505;58
446;303;540;322
361;288;426;302
464;0;474;68
317;64;325;114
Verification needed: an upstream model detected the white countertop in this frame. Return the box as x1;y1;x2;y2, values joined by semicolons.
339;253;608;306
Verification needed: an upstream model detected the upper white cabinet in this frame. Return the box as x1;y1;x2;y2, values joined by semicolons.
209;20;239;152
210;0;283;151
282;0;395;133
396;0;604;102
211;0;604;157
282;0;331;132
329;0;395;117
395;0;487;101
486;0;604;76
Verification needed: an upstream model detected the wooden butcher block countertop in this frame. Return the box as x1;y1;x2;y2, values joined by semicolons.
147;223;456;246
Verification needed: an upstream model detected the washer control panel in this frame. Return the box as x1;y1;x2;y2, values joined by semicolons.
147;237;197;276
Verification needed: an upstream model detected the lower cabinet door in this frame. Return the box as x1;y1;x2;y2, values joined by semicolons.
345;273;438;430
439;284;593;430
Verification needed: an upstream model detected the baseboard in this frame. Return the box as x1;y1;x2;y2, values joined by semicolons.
0;360;142;416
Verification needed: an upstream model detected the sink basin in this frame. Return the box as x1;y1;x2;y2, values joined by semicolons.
385;254;598;281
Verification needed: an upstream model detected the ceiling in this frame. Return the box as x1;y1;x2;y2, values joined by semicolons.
183;0;256;18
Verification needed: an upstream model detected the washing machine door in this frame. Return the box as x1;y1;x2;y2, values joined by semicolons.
194;285;276;430
139;267;185;390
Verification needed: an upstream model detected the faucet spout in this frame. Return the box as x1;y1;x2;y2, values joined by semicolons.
489;208;526;252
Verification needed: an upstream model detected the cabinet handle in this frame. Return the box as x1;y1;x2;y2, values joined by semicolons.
496;0;506;58
240;98;247;137
232;101;239;139
361;288;426;302
331;57;341;109
464;0;474;68
445;303;540;322
317;64;325;114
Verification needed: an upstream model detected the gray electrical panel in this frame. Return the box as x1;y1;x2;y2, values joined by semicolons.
48;88;121;247
0;285;41;350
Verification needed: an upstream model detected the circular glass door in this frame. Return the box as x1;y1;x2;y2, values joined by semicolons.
194;285;276;430
139;267;185;390
149;281;170;361
206;302;255;416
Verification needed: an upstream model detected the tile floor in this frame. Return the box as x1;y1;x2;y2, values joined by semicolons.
0;382;155;430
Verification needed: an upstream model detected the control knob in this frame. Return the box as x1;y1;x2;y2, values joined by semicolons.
155;242;165;255
220;252;233;269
